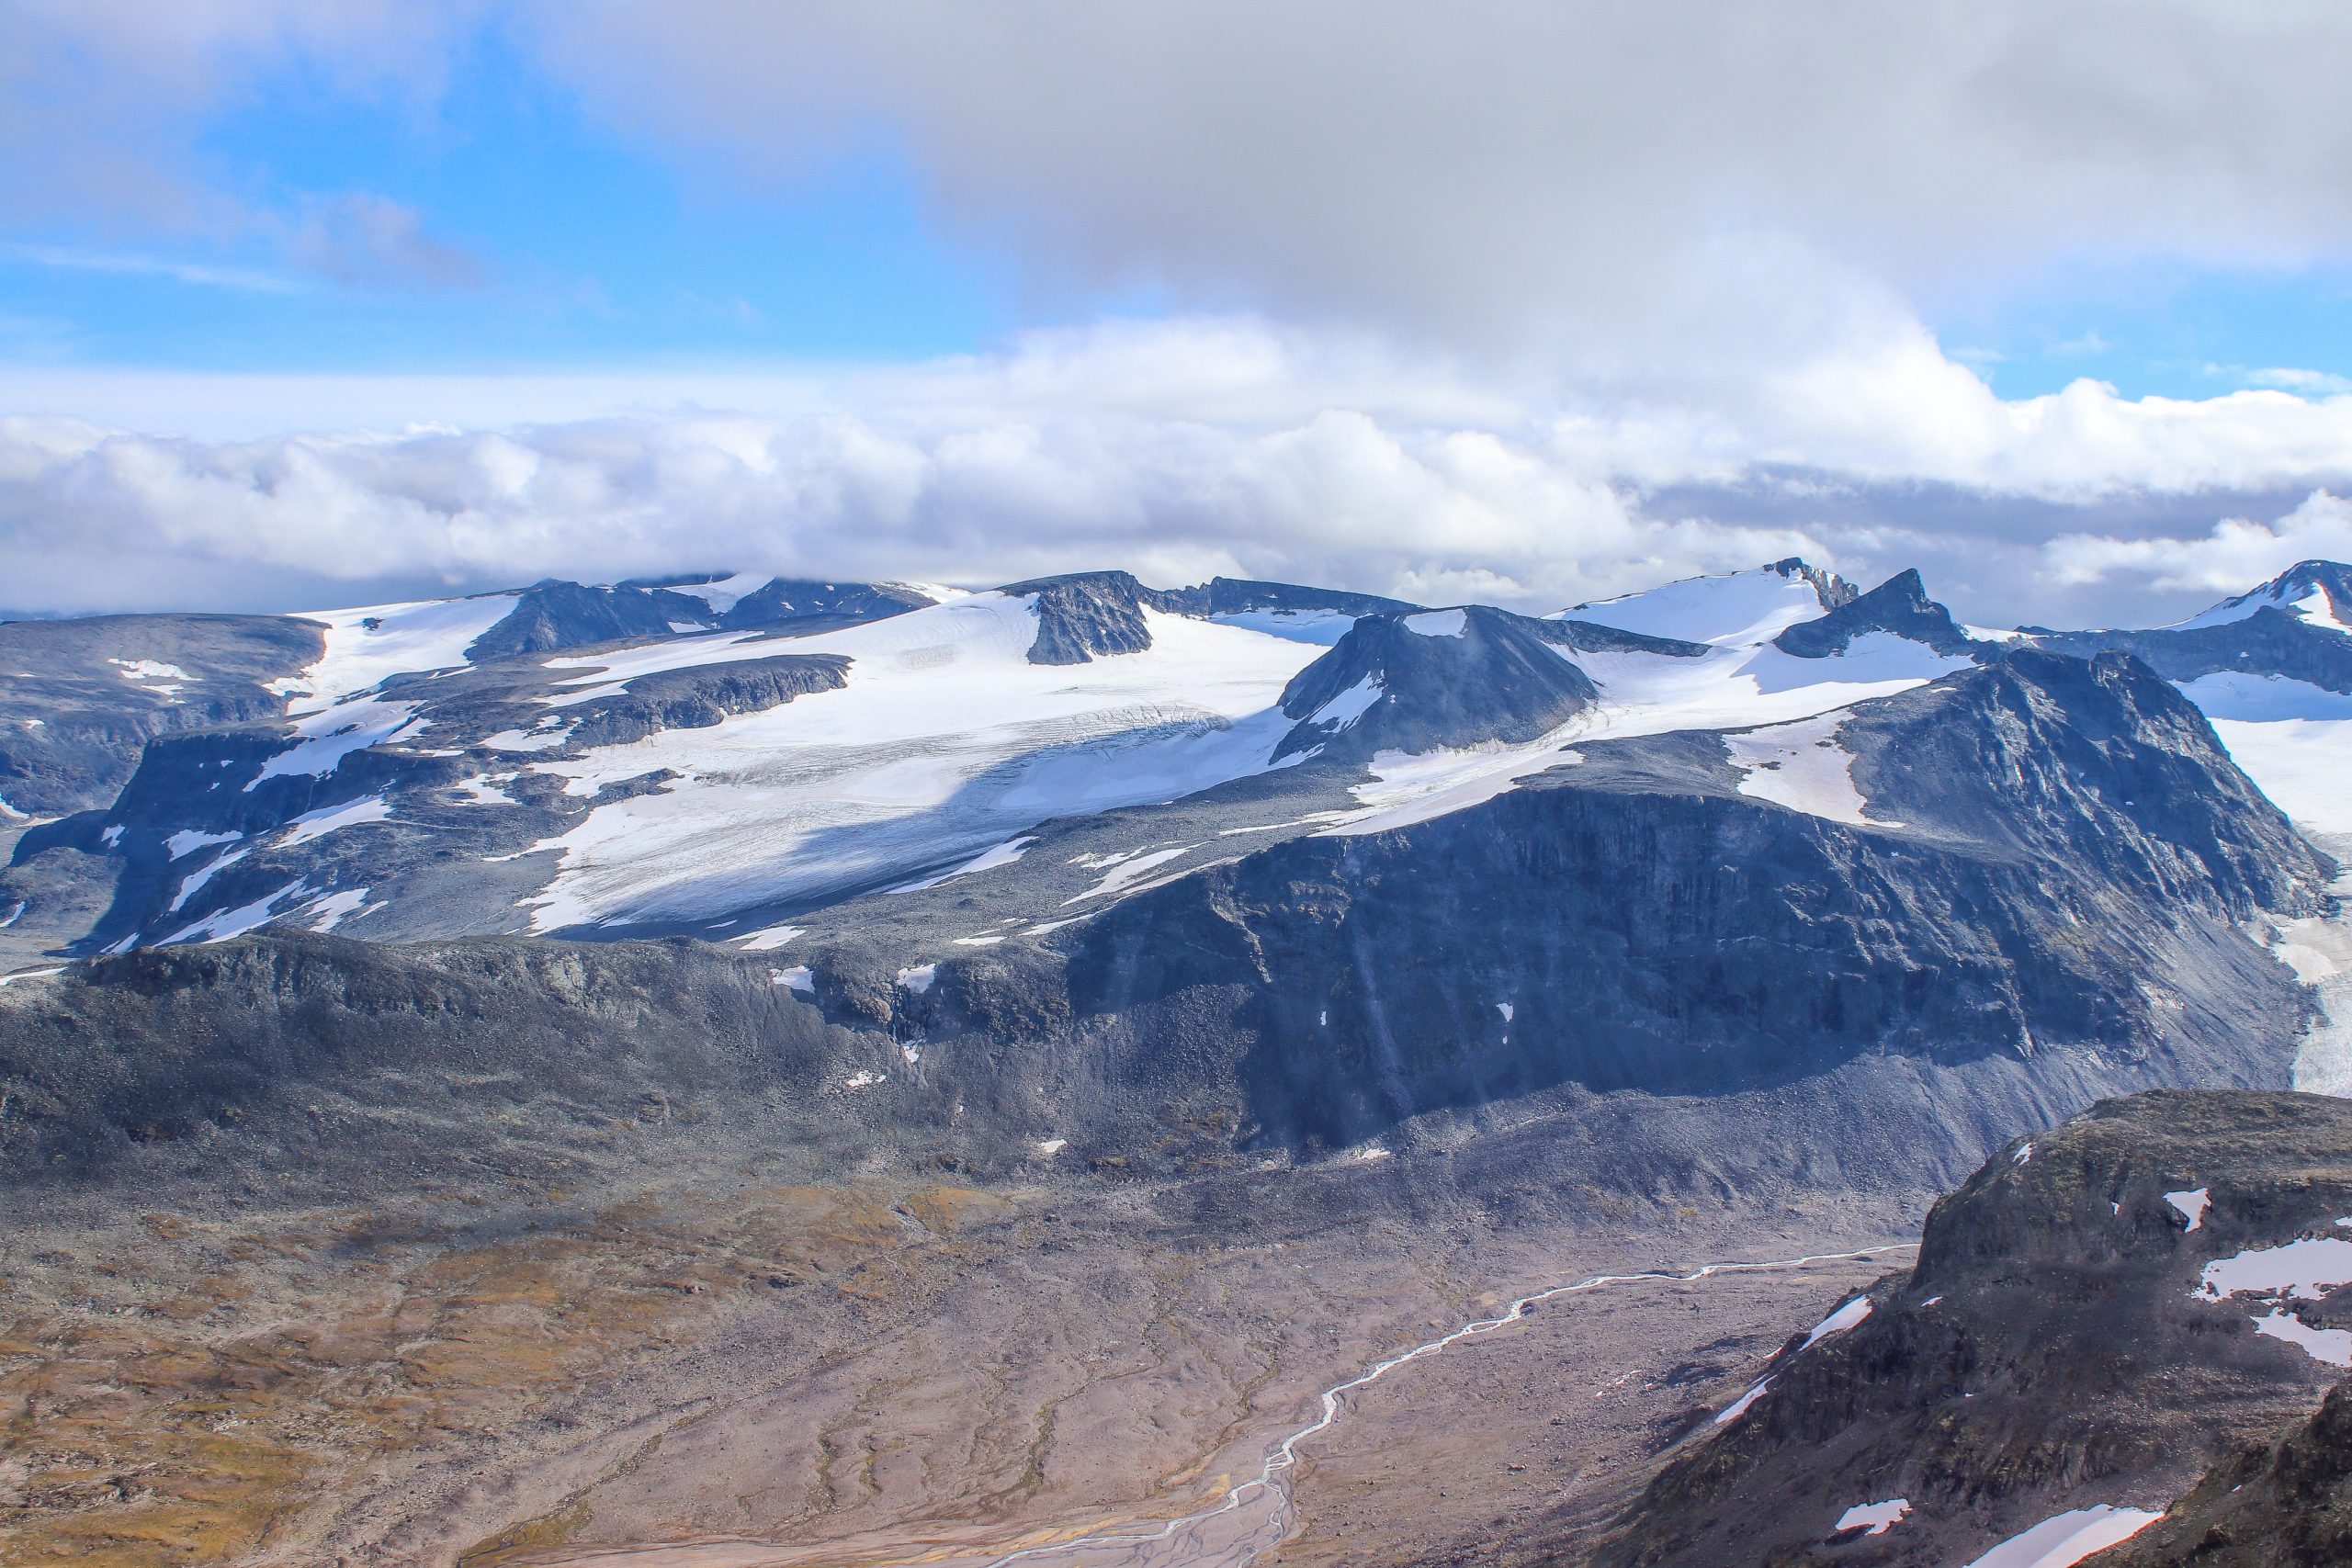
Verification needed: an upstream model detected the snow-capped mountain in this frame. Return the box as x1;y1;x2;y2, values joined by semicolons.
2;556;2345;982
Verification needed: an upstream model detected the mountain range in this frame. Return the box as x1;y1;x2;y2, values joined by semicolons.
4;554;2351;1565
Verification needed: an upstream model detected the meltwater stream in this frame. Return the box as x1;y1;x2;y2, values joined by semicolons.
967;1243;1921;1568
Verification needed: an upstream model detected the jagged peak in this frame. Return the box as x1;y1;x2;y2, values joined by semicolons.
1272;603;1599;762
1771;568;1979;659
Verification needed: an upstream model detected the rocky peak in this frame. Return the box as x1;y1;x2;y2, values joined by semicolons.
1272;604;1599;762
1772;567;1978;658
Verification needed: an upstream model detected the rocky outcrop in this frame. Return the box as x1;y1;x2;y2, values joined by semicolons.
720;578;934;631
925;652;2333;1160
999;570;1174;664
1770;554;1861;613
1161;575;1419;619
1000;570;1416;664
561;654;850;749
465;580;724;660
2108;1379;2352;1568
1772;567;1979;658
0;613;322;818
1272;604;1601;761
1594;1091;2352;1568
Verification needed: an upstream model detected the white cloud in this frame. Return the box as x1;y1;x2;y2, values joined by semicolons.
5;318;2352;627
526;1;2352;361
2248;367;2352;396
2044;491;2352;594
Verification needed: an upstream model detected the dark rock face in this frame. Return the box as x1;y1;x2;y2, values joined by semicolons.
1770;554;1861;613
1164;576;1420;619
2042;607;2352;694
999;570;1171;664
14;640;854;952
465;580;723;660
0;614;322;817
2109;1380;2352;1568
1272;605;1601;761
1773;567;1980;658
561;654;850;749
1839;649;2324;910
1000;570;1415;664
0;933;899;1187
1594;1091;2352;1568
1537;619;1711;657
719;578;933;631
941;652;2330;1157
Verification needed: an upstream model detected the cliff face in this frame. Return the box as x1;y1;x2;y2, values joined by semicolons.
989;651;2326;1155
1594;1091;2352;1568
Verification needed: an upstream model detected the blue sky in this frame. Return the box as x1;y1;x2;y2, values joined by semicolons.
2;9;2343;401
1;27;1019;372
9;3;2352;624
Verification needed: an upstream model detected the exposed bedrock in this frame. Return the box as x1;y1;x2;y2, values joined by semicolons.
1772;567;1981;658
1594;1090;2352;1568
1272;604;1605;761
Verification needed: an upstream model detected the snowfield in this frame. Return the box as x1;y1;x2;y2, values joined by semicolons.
518;593;1320;930
278;594;519;715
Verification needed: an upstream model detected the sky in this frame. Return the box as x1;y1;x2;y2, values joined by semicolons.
7;1;2352;626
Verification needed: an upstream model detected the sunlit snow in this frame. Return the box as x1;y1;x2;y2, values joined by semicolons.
1836;1498;1910;1537
1724;714;1886;827
2165;1188;2211;1231
277;595;518;715
1801;1295;1872;1349
1956;1506;2163;1568
520;596;1317;930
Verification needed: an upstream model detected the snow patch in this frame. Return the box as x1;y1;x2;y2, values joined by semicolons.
897;964;937;994
734;924;807;952
1308;674;1383;731
278;594;517;714
2165;1188;2211;1231
1956;1506;2163;1568
111;658;194;697
163;879;311;945
0;966;65;987
301;888;373;932
662;571;766;615
482;723;575;752
251;695;424;786
845;1068;886;1088
1066;843;1202;904
1836;1499;1910;1537
170;848;249;912
1801;1295;1873;1349
281;795;391;847
2253;1309;2352;1366
165;829;242;860
2197;1236;2352;1300
1035;1137;1068;1156
1713;1377;1772;1425
1724;715;1887;827
772;965;814;993
890;835;1036;893
1403;608;1468;638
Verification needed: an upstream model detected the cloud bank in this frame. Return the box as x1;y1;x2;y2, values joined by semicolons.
7;319;2352;627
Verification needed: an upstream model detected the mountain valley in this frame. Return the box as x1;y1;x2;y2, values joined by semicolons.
5;556;2352;1565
